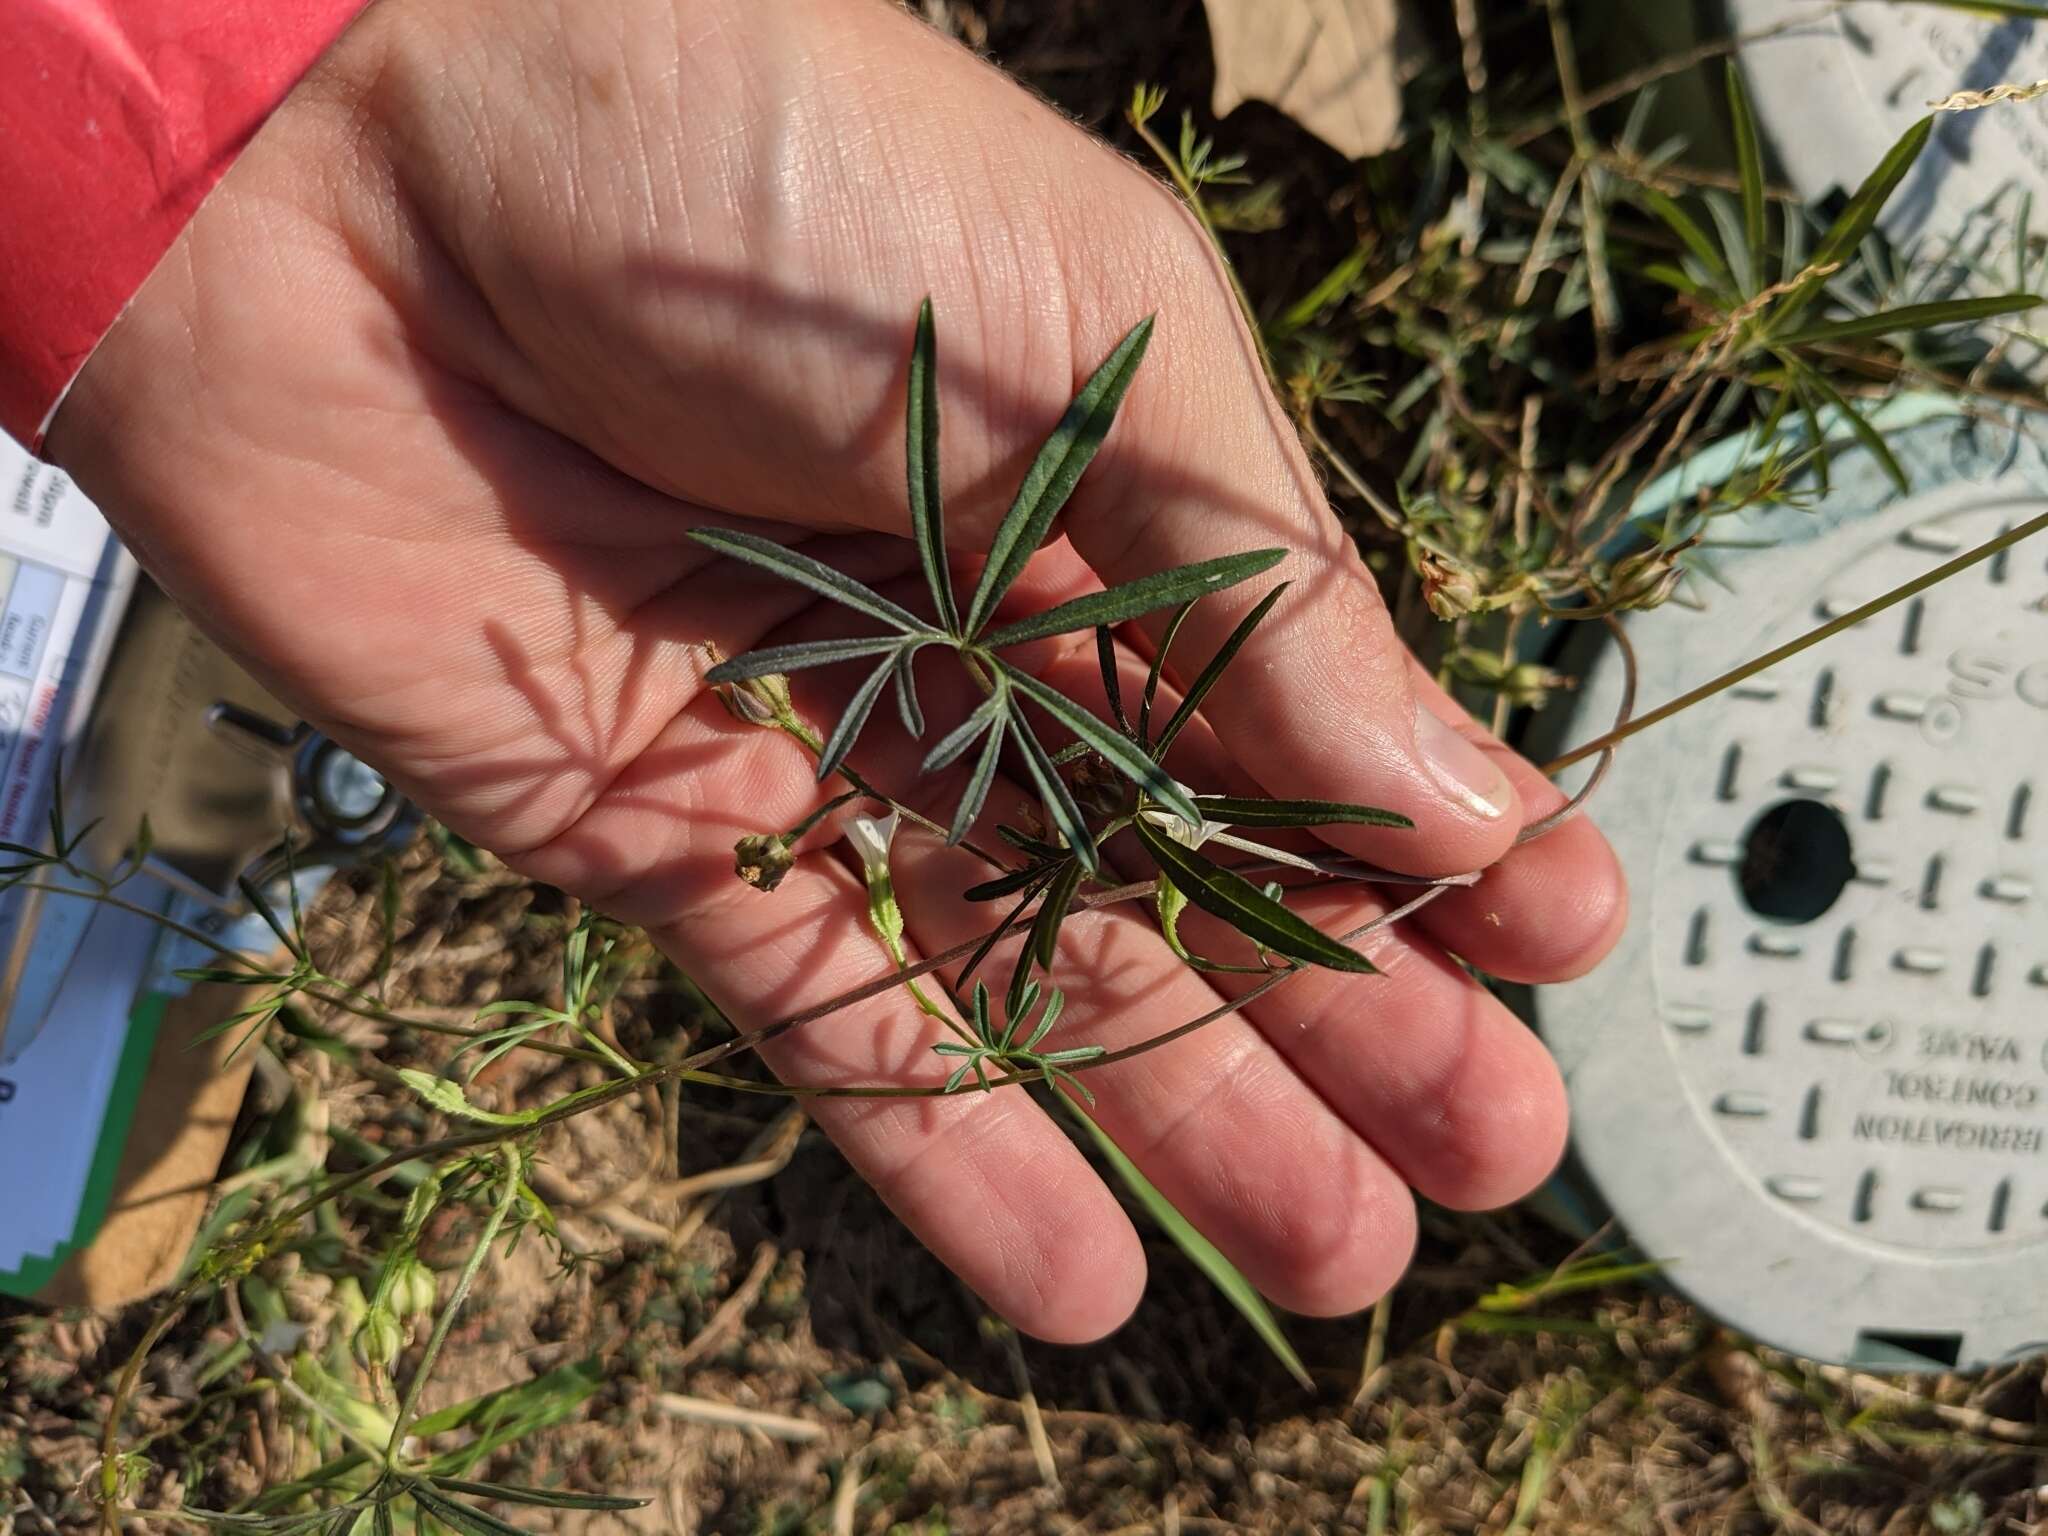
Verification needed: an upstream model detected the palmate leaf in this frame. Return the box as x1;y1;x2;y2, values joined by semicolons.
964;316;1156;637
978;549;1286;649
1190;795;1413;830
1768;293;2041;349
998;661;1200;826
906;299;959;634
1152;582;1287;756
705;634;904;683
688;527;935;636
1132;816;1374;973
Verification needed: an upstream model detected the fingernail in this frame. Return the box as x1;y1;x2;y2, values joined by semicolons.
1415;705;1514;821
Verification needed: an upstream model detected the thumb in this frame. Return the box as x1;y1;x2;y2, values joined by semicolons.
1058;228;1521;876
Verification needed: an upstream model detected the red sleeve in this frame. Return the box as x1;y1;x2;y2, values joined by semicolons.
0;0;370;448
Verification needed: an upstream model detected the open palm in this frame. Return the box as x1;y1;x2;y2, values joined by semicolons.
52;0;1624;1341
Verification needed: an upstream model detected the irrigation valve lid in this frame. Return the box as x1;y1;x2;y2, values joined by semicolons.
1533;420;2048;1371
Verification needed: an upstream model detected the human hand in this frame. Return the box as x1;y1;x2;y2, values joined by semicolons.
49;0;1624;1341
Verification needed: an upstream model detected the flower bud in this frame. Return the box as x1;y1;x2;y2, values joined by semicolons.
353;1305;403;1372
393;1258;438;1319
1608;543;1690;611
1416;548;1484;621
733;833;796;892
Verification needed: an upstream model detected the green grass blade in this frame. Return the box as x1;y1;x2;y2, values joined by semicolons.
1800;368;1907;494
705;635;906;683
1639;187;1731;288
1056;1091;1312;1390
978;549;1285;649
906;300;959;634
1133;816;1374;972
689;527;934;635
1191;795;1414;830
1772;114;1933;331
965;317;1156;636
1769;292;2041;348
1152;582;1288;756
1726;62;1767;292
999;662;1199;825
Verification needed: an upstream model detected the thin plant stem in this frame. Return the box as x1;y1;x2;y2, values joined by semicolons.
1548;510;2048;772
384;1143;522;1466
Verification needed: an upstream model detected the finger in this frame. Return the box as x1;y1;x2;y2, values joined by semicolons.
516;698;1145;1344
736;582;1421;1318
1169;886;1570;1211
888;814;1418;1319
1401;663;1629;983
283;0;1521;874
1025;635;1569;1207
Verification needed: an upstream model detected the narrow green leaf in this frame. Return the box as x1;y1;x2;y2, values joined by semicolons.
1639;187;1730;287
906;299;959;633
958;880;1050;990
1726;62;1766;291
949;709;1006;845
892;648;925;738
1096;626;1130;735
1153;582;1288;757
964;317;1156;636
999;662;1200;826
1133;817;1374;973
1800;367;1907;495
689;527;934;635
979;550;1286;649
1192;795;1414;830
706;635;905;683
1789;372;1832;496
922;695;1001;773
1055;1092;1313;1390
1011;857;1084;1019
1769;293;2041;349
406;1484;524;1536
1005;705;1100;877
1139;599;1197;744
1773;114;1933;330
430;1480;649;1514
815;654;897;782
398;1069;538;1127
963;863;1056;903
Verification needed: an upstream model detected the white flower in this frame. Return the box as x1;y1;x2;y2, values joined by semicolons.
1142;779;1221;850
844;807;900;880
845;807;907;962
